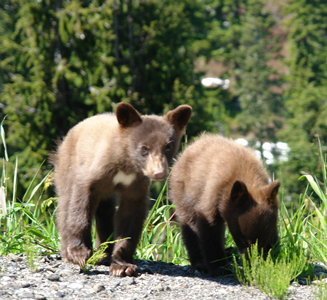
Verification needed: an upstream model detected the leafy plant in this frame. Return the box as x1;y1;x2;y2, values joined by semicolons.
234;243;307;300
81;237;131;274
0;121;59;256
136;178;188;265
296;139;327;265
24;237;40;273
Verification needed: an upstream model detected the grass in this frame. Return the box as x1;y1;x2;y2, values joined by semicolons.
312;275;327;300
0;159;58;256
135;176;189;265
234;243;307;300
0;120;58;256
81;237;131;274
1;121;327;299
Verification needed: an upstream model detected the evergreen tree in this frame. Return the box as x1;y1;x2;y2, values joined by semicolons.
0;0;232;194
230;0;284;148
1;0;117;191
278;0;327;199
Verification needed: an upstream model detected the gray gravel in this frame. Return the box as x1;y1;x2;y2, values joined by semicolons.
0;253;326;300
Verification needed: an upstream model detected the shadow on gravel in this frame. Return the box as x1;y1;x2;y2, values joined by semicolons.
85;259;238;286
135;259;238;285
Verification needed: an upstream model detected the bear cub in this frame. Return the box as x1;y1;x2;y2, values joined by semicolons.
169;134;280;276
52;102;192;277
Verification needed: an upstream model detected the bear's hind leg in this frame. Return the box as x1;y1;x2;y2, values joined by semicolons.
95;197;117;266
181;224;207;273
57;193;70;262
197;214;227;276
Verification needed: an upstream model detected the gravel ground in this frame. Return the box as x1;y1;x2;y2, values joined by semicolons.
0;254;326;300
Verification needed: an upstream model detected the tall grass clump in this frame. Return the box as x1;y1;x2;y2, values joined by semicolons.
299;140;327;265
0;119;58;256
234;243;307;300
135;178;188;265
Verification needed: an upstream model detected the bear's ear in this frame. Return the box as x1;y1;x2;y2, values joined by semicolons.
230;181;249;205
266;179;280;206
116;102;142;128
164;105;192;130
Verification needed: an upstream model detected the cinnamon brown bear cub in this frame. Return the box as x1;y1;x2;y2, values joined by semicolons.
169;134;280;276
51;102;192;277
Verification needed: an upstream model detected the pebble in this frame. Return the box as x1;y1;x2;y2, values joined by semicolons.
47;274;60;282
0;254;326;299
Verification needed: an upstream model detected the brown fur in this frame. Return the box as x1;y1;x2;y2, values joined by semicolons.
169;134;280;276
51;102;192;277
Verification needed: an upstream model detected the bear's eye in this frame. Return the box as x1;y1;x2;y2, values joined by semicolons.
141;146;149;156
165;143;172;153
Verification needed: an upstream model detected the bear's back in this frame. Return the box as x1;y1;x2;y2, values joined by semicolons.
170;134;269;207
53;113;121;187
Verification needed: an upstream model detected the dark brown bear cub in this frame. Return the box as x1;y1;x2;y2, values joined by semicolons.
169;134;280;276
51;102;192;277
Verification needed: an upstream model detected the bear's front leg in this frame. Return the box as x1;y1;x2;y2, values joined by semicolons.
63;185;94;266
110;185;148;277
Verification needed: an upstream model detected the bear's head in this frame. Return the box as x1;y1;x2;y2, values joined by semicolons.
115;102;192;181
224;179;280;258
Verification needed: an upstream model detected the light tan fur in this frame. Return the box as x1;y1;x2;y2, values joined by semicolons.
51;102;192;276
170;133;279;276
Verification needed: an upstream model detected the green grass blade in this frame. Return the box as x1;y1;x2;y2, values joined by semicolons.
0;117;9;162
0;186;6;217
22;161;46;203
12;157;18;205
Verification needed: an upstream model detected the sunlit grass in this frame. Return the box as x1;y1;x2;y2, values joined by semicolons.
234;242;306;300
136;177;188;265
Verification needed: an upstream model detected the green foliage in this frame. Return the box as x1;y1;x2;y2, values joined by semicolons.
299;140;327;265
231;0;284;147
279;0;327;198
136;178;188;265
0;125;58;255
312;275;327;300
81;237;130;274
234;243;306;300
25;237;41;273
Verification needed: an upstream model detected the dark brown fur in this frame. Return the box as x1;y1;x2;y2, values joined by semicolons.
51;102;192;277
169;134;280;276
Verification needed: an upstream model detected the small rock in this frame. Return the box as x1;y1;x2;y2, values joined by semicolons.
68;282;84;290
55;291;65;298
122;277;136;285
50;263;60;268
1;276;12;281
155;284;164;291
95;285;105;293
21;282;32;288
21;292;35;298
8;253;22;262
47;274;60;281
35;294;47;300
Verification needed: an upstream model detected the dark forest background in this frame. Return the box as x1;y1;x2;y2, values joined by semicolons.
1;0;327;203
